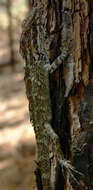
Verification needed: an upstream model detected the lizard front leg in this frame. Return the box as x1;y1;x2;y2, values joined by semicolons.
44;49;68;73
44;51;74;97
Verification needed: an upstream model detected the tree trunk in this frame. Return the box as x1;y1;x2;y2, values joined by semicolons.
20;0;93;189
6;0;15;69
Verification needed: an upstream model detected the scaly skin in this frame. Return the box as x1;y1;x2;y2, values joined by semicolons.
20;6;74;190
20;8;52;189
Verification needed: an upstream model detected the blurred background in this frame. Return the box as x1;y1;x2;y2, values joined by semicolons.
0;0;36;189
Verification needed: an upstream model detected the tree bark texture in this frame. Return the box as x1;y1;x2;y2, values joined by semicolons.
20;0;93;189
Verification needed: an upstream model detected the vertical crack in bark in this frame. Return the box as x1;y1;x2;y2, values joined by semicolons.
46;1;74;189
46;1;66;189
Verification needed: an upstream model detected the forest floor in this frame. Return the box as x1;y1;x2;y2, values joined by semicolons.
0;64;36;190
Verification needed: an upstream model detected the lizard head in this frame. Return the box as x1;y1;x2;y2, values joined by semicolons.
20;5;44;59
22;5;43;30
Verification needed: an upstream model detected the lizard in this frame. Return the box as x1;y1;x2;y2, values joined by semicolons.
20;5;75;190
